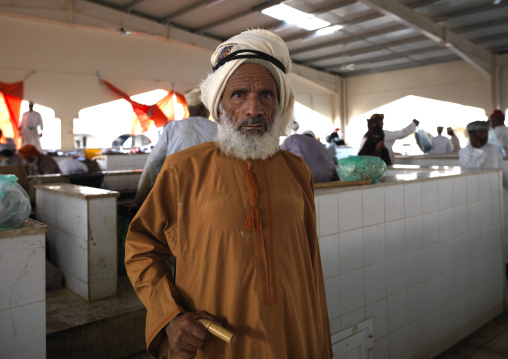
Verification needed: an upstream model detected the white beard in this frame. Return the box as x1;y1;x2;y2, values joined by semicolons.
216;105;281;160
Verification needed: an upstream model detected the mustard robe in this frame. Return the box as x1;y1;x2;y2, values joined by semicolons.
125;142;332;359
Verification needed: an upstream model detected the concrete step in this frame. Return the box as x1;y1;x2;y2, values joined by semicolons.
47;276;147;359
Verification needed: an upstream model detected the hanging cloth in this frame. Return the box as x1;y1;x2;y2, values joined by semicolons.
0;81;23;148
101;80;189;134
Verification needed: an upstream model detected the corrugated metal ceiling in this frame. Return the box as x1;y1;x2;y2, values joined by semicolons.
1;0;507;77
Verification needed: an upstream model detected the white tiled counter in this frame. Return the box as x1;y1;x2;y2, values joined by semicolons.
95;154;148;171
395;155;508;265
0;219;47;359
101;169;142;192
315;167;505;359
35;184;120;301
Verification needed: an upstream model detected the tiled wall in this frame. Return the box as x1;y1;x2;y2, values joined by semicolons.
397;157;508;263
0;220;47;358
315;171;505;359
102;172;141;192
96;154;148;171
36;188;118;301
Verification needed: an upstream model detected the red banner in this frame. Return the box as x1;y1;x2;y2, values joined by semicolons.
102;80;189;134
0;81;23;148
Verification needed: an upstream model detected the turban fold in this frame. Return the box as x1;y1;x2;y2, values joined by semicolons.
18;144;39;159
200;29;295;134
466;121;490;132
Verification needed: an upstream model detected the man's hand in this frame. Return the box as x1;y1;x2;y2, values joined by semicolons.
166;311;219;359
412;119;420;126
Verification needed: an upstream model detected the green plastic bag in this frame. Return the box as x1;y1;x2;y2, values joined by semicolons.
338;155;387;183
0;175;32;231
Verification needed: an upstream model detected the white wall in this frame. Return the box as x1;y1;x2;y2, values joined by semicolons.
345;56;508;146
347;61;491;121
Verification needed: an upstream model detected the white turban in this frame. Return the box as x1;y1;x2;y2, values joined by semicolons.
200;29;295;135
467;121;490;132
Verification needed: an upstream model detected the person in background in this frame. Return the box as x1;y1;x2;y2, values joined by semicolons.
490;109;508;155
291;120;299;133
430;126;453;154
19;101;44;151
18;144;61;175
281;130;340;183
361;113;419;164
57;157;89;175
358;125;391;165
125;29;332;359
134;86;218;208
0;139;23;166
333;128;345;146
447;127;461;153
325;131;339;165
459;121;502;170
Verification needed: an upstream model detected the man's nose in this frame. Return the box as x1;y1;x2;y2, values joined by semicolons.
243;95;263;117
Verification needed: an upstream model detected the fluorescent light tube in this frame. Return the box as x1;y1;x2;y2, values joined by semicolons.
262;4;330;31
315;25;343;36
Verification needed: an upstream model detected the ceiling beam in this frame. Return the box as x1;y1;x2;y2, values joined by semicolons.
194;0;283;33
338;44;444;66
356;0;491;75
300;34;429;64
290;24;406;55
431;1;508;22
124;0;146;12
158;0;209;24
282;0;439;47
338;54;460;77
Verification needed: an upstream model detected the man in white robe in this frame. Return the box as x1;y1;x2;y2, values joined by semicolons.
430;126;453;154
135;87;218;207
490;109;508;155
19;101;43;151
360;114;419;164
459;121;503;170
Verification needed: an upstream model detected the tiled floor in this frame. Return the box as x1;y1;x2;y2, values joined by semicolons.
434;310;508;359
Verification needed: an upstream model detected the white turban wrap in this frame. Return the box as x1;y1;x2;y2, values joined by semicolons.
467;121;490;132
200;29;295;135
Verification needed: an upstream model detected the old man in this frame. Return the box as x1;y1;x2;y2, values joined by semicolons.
125;29;332;359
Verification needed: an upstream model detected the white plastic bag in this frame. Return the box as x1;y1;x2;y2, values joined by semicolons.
0;175;31;231
414;126;432;153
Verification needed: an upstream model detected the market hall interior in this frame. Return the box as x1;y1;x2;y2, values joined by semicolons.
1;3;508;359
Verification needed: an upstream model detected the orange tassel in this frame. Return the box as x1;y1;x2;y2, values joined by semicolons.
243;161;262;230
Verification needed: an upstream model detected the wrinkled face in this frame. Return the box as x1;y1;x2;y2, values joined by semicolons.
218;63;278;136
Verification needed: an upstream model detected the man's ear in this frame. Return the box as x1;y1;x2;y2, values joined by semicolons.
217;107;222;123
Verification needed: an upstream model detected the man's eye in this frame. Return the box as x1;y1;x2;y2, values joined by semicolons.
262;92;273;99
232;92;243;98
